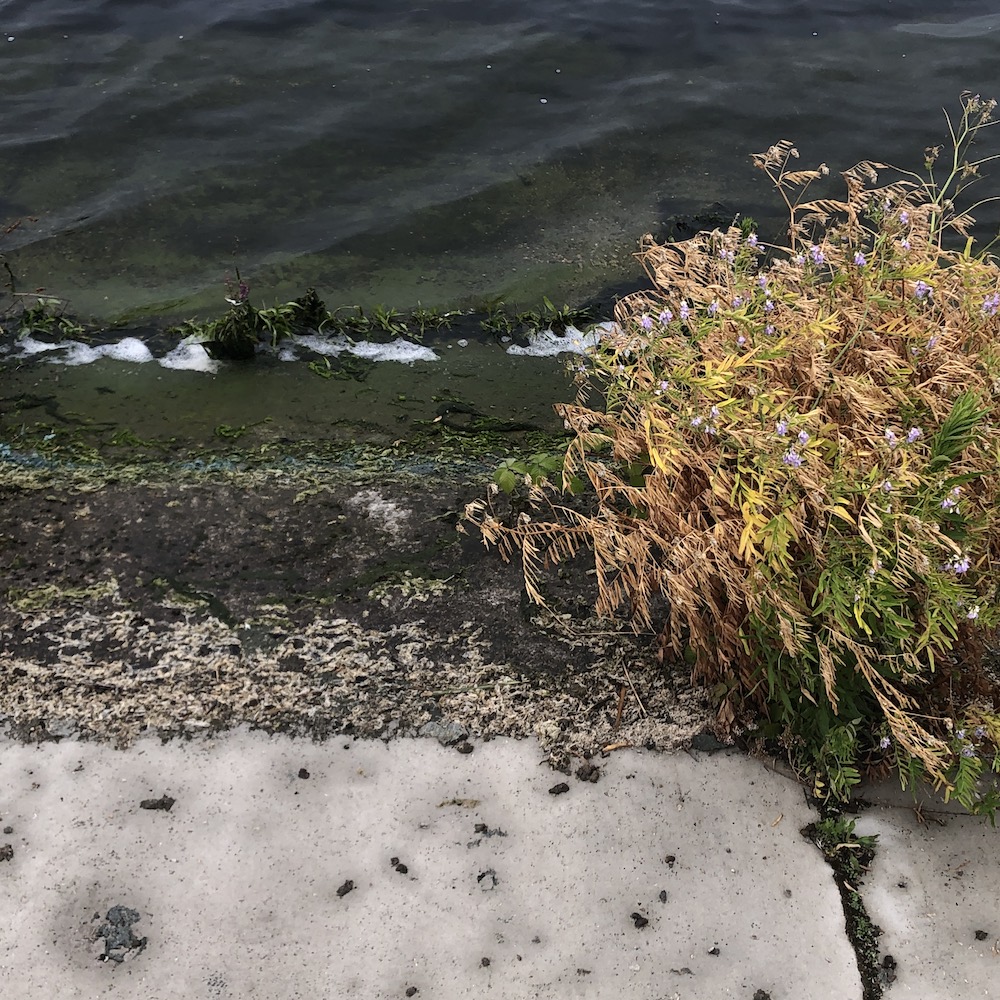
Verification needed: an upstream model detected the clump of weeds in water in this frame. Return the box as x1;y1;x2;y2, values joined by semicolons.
12;294;85;341
171;276;341;360
411;303;454;338
467;92;1000;818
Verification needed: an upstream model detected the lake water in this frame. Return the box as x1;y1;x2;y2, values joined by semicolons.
2;0;999;454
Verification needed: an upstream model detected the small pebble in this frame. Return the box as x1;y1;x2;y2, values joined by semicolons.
480;957;491;968
548;782;570;796
630;912;648;929
664;854;676;868
658;890;668;903
298;768;310;779
336;880;354;898
405;989;418;997
456;742;473;755
975;930;989;941
0;844;12;862
395;863;409;875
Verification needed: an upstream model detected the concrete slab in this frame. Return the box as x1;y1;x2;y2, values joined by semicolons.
854;789;1000;999
0;731;860;999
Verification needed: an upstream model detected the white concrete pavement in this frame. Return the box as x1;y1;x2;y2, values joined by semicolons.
0;728;994;999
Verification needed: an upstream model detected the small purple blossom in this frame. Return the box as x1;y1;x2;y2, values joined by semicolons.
809;245;825;265
641;314;653;330
659;309;673;324
797;430;809;446
961;744;978;758
765;324;775;335
945;554;971;575
906;426;922;444
885;429;898;448
899;210;910;225
758;275;769;289
764;299;774;312
854;251;867;267
881;479;893;493
732;296;743;308
940;495;959;512
782;449;803;468
708;300;719;316
747;233;759;247
914;280;931;300
718;248;735;263
776;418;789;436
957;729;967;741
926;335;939;350
736;334;747;347
709;405;720;420
900;237;911;251
966;604;981;620
981;292;1000;317
975;726;987;739
690;415;703;428
794;253;805;266
679;300;690;321
878;736;891;751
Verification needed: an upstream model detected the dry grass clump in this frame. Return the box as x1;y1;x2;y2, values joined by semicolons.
468;94;1000;813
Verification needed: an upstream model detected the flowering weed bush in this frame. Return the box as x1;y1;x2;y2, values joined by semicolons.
468;94;1000;814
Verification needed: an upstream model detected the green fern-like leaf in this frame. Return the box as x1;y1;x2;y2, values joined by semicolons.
928;392;990;472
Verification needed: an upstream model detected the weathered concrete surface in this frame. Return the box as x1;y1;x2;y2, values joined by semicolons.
0;732;860;1000
854;784;1000;999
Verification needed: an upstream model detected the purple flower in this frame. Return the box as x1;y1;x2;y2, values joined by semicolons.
926;335;939;350
764;299;774;312
966;604;981;620
809;245;825;265
736;334;747;347
708;300;719;316
878;736;891;751
900;237;911;251
732;296;743;308
709;405;720;420
945;554;971;575
914;280;931;300
659;309;673;324
641;314;653;330
906;426;922;444
679;300;690;321
899;210;910;225
797;430;809;446
961;744;977;758
782;449;803;468
758;275;769;289
794;254;805;266
881;479;893;493
747;233;759;247
765;324;776;335
718;248;735;263
884;429;898;448
776;418;789;436
690;415;703;428
854;251;867;267
975;726;987;738
981;292;1000;317
957;729;967;741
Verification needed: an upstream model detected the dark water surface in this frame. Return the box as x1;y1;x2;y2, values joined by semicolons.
1;1;1000;453
1;0;999;321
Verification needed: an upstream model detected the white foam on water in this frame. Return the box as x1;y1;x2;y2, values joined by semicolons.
292;334;437;364
346;338;437;364
14;335;67;356
158;341;219;373
58;337;154;366
505;323;607;357
291;334;350;357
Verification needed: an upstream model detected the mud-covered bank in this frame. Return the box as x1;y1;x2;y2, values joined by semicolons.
0;456;712;762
